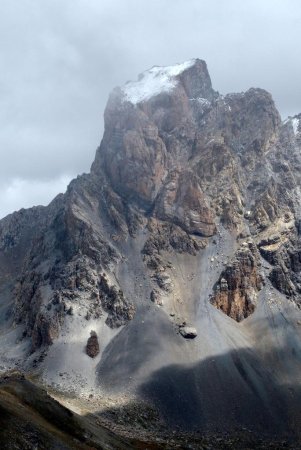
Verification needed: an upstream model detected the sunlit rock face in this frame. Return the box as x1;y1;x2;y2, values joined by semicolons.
1;58;301;438
210;242;263;322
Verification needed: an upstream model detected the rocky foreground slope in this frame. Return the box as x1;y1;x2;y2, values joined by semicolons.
1;59;301;445
0;371;135;449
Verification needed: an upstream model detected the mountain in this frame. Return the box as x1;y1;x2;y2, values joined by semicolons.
1;58;301;446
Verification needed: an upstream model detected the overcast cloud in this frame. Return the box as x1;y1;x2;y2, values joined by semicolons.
1;0;301;218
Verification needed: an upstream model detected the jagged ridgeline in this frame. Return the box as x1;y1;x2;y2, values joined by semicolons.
1;59;301;441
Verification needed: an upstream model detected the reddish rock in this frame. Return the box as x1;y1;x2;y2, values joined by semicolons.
211;244;263;322
86;331;100;358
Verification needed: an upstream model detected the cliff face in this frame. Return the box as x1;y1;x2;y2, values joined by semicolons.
1;59;301;436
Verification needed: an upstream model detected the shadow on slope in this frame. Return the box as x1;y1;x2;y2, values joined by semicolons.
139;348;288;432
96;304;301;432
139;347;301;444
94;344;301;448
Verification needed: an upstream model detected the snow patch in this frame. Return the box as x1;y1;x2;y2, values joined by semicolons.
284;117;300;135
292;118;300;135
122;59;196;104
196;97;210;106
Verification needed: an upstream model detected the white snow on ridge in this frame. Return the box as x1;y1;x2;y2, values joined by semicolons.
122;59;196;105
284;116;300;135
292;117;300;135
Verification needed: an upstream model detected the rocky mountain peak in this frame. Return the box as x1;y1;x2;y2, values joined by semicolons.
1;58;301;443
92;60;281;237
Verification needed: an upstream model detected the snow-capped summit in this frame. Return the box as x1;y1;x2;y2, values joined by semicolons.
119;58;217;105
121;59;196;104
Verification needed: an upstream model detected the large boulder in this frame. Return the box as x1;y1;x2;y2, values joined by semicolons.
86;331;100;358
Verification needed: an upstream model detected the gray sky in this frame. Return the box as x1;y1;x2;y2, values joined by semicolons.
1;0;301;218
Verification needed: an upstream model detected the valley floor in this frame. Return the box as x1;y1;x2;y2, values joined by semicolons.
51;389;300;450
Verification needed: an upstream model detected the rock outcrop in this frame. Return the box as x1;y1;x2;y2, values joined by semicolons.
210;243;263;321
86;331;100;358
155;169;216;236
258;225;301;298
